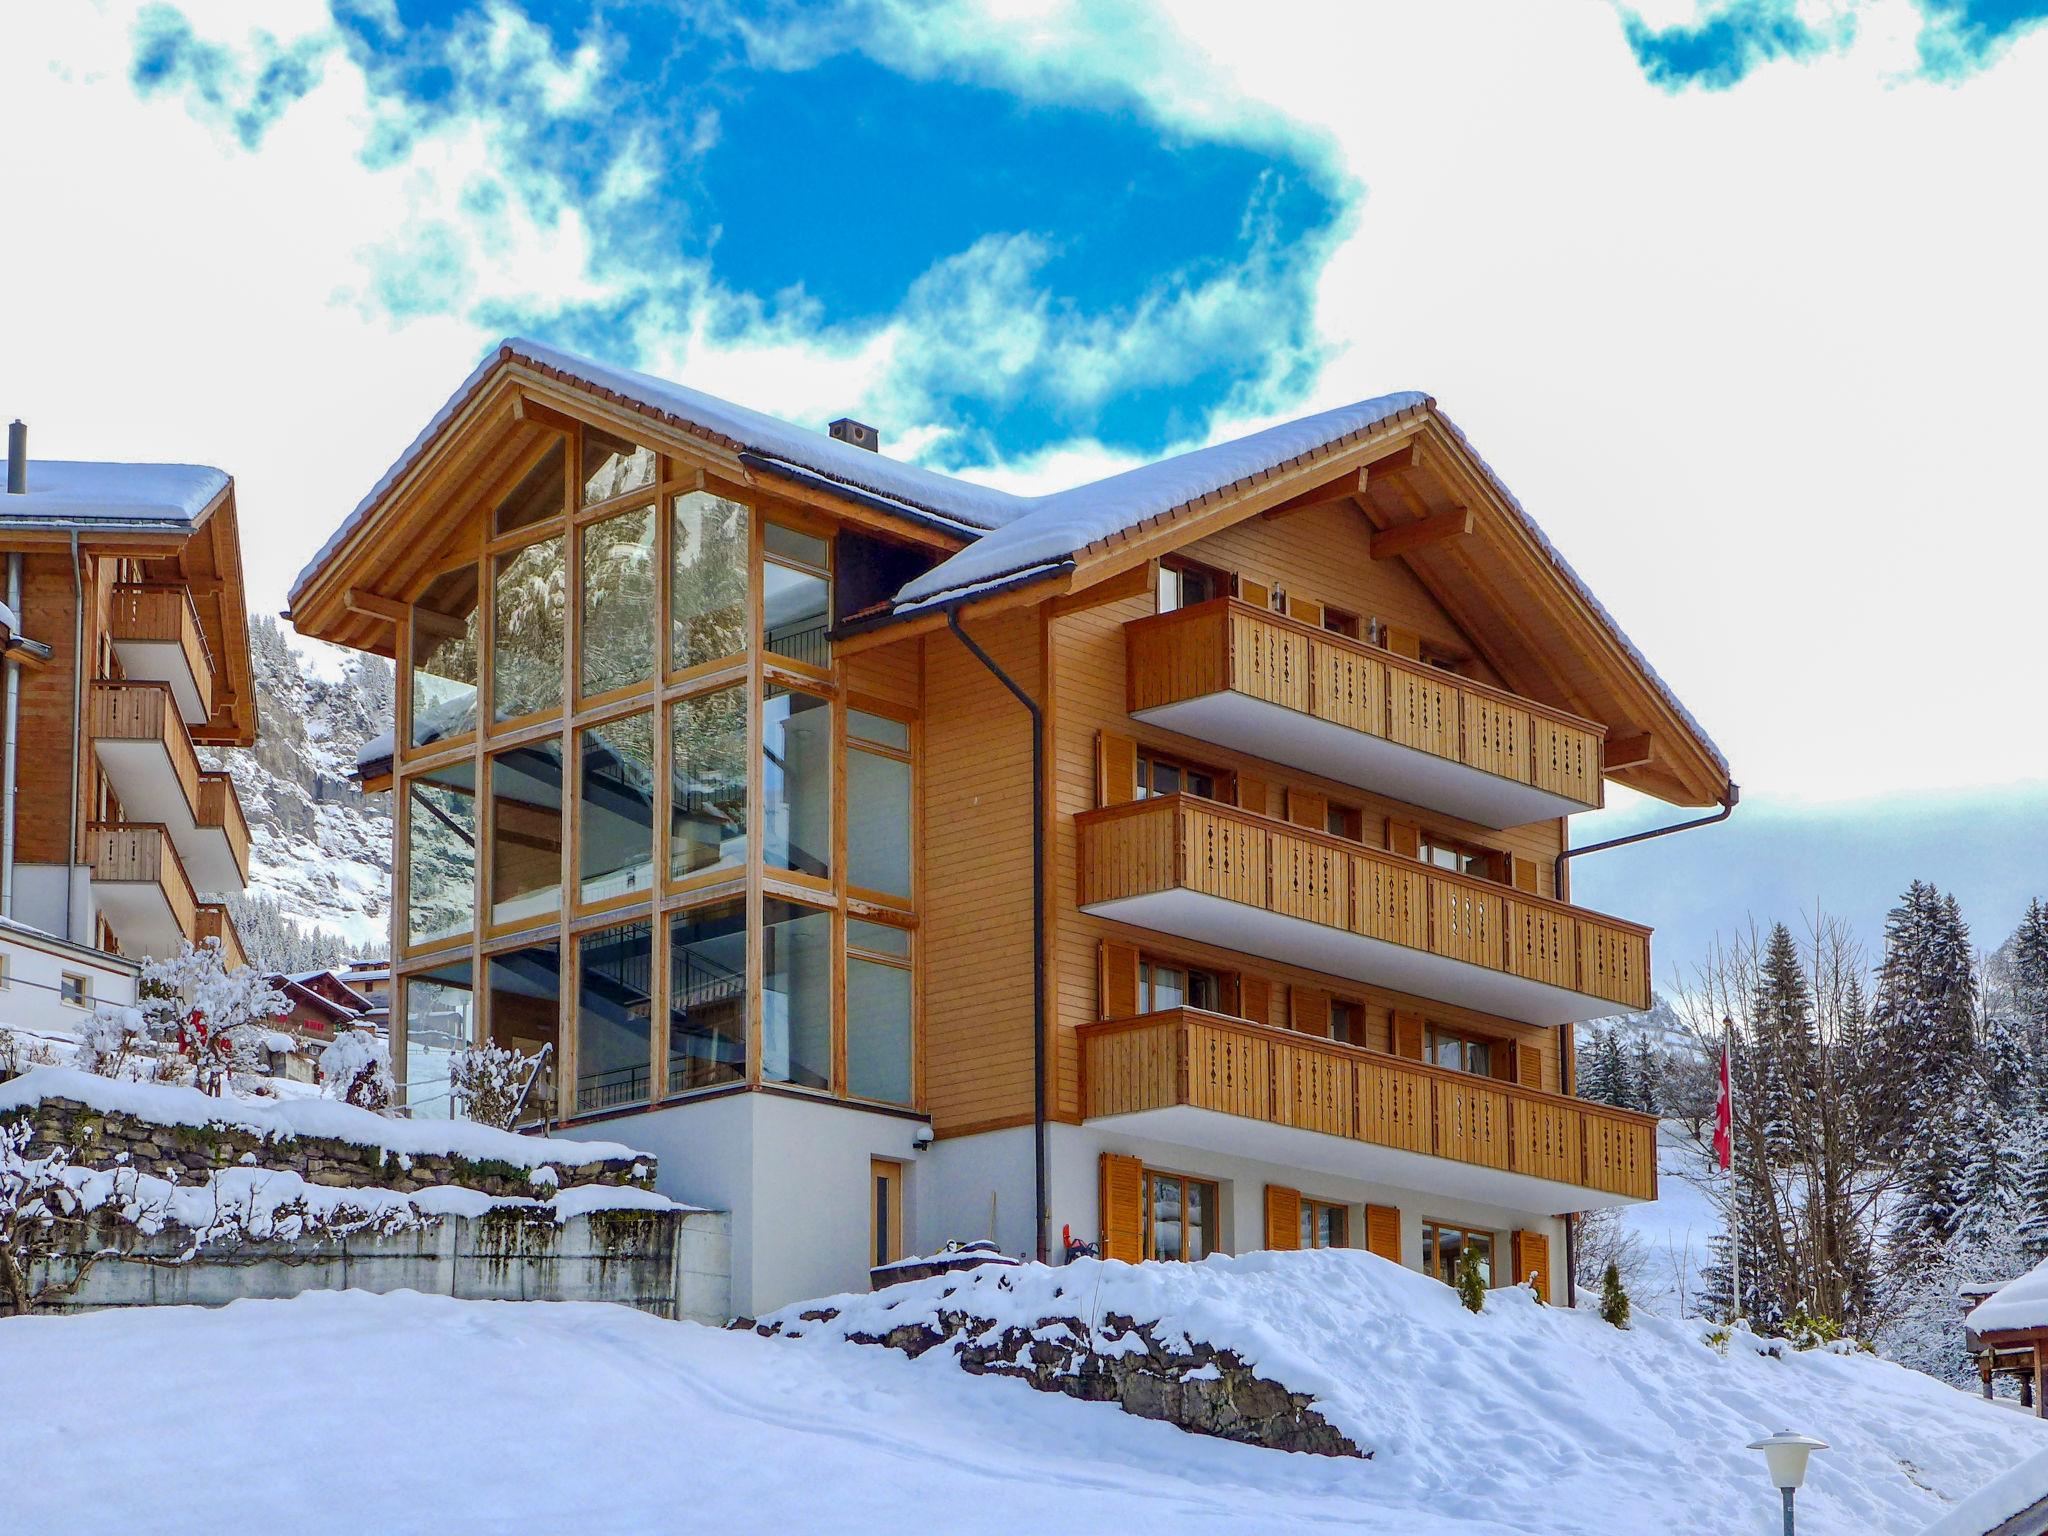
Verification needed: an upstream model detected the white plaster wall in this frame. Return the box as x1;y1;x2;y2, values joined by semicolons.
914;1123;1038;1260
0;925;137;1034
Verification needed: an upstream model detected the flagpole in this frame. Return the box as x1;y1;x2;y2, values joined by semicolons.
1725;1014;1741;1326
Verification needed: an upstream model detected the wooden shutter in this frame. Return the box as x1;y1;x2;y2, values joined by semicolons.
1236;775;1272;818
1384;624;1421;660
1386;818;1420;859
1100;1153;1144;1263
1516;1042;1544;1090
1287;595;1325;629
1096;730;1138;807
1237;576;1272;610
1264;1185;1302;1251
1365;1203;1402;1263
1392;1009;1425;1060
1098;939;1140;1020
1291;986;1332;1038
1509;853;1539;894
1285;788;1329;830
1512;1229;1551;1302
1241;976;1276;1027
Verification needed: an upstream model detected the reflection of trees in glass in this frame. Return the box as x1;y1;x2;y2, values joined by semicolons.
496;441;565;535
580;712;656;902
493;535;565;721
582;428;656;507
581;505;657;696
411;564;479;748
670;685;746;880
671;493;748;671
406;765;477;946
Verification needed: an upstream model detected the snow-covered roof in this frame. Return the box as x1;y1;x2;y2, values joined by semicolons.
1966;1258;2048;1335
0;460;229;529
1920;1448;2048;1536
356;726;394;773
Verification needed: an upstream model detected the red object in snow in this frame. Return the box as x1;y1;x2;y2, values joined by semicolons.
1712;1043;1733;1171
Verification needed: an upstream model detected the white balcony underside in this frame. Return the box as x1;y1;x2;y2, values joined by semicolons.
91;880;184;960
1088;1102;1642;1213
1133;691;1591;829
1082;887;1620;1026
92;739;240;891
110;637;207;725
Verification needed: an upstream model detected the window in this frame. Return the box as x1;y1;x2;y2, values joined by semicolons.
763;521;831;668
1144;1169;1220;1261
1331;998;1365;1047
580;503;657;696
1427;1025;1496;1078
59;972;89;1008
670;491;749;673
575;920;652;1114
0;954;11;989
405;760;477;948
1157;555;1227;614
847;710;912;902
581;426;655;507
847;919;912;1105
492;534;566;723
872;1158;904;1269
762;899;832;1090
579;713;654;906
670;685;747;883
1423;1221;1494;1287
489;741;563;927
1419;833;1498;881
485;943;558;1126
1323;606;1361;641
409;564;479;749
1325;803;1364;842
495;441;565;535
667;899;746;1095
402;961;474;1120
1136;749;1221;802
763;685;832;881
1139;958;1222;1014
1300;1200;1349;1250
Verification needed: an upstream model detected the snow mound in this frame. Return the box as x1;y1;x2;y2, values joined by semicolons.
0;1066;648;1168
765;1247;2048;1533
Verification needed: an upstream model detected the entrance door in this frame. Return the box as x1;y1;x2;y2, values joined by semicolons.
871;1158;905;1270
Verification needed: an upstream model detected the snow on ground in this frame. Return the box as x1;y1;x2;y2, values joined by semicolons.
1619;1120;1723;1315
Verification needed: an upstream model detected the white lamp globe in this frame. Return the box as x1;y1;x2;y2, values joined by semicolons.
1747;1430;1830;1490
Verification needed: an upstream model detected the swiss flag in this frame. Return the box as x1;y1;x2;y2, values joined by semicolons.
1712;1042;1733;1171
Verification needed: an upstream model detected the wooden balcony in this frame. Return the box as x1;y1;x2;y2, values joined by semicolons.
194;903;249;972
1127;598;1605;828
89;682;249;891
108;585;216;726
1078;794;1651;1025
85;822;199;960
1080;1008;1658;1209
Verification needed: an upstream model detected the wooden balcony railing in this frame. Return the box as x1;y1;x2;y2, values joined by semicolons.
194;903;248;971
1078;794;1652;1012
85;822;198;947
196;773;251;884
108;584;216;720
89;681;201;813
1079;1007;1658;1201
1127;598;1607;809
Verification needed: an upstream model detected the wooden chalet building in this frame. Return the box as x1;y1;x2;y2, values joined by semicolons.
289;340;1732;1315
0;424;256;993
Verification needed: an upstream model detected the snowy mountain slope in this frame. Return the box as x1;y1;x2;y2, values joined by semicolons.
6;1253;2039;1536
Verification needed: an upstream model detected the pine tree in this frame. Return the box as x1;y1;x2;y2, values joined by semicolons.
1599;1260;1631;1328
1455;1243;1487;1313
1626;1035;1663;1115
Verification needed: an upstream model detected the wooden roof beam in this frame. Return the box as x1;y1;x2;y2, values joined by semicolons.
1261;469;1367;521
1370;506;1473;561
512;393;580;436
1604;733;1654;771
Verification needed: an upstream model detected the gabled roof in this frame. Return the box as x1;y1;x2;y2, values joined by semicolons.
0;461;230;529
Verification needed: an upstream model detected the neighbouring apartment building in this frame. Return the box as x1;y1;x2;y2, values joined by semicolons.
0;423;257;1016
288;340;1734;1316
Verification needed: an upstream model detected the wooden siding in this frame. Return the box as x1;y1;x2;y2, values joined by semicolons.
1077;794;1652;1012
1078;1008;1657;1201
195;773;251;883
1127;598;1605;808
194;903;248;971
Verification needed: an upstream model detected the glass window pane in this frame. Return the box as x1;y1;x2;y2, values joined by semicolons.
847;919;910;958
1470;1230;1494;1286
1186;1180;1214;1260
1151;1174;1184;1261
493;534;565;722
410;564;479;749
765;522;828;568
762;899;831;1089
581;426;655;507
669;900;747;1094
405;761;477;947
576;920;652;1114
846;709;909;751
847;956;912;1105
486;943;559;1127
495;441;565;535
580;504;657;696
670;685;747;882
847;747;910;899
763;686;831;880
579;713;654;904
490;740;563;927
764;525;830;667
402;960;473;1120
1146;962;1185;1013
670;491;748;672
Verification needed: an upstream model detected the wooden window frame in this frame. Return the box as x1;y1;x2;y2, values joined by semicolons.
871;1157;905;1270
1135;747;1229;804
1421;1219;1497;1286
842;698;917;912
1426;1022;1507;1079
1142;1167;1223;1263
486;526;571;736
663;673;750;898
1325;802;1365;843
1322;605;1361;640
572;705;660;921
1329;996;1366;1047
573;498;662;711
761;513;834;680
1156;553;1230;613
844;913;916;1110
1138;953;1228;1015
665;485;753;689
1299;1198;1349;1250
1419;829;1507;885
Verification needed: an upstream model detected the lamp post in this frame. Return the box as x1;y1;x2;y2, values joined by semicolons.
1747;1430;1829;1535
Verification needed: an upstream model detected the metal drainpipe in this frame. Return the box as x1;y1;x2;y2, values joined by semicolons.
1;552;20;919
945;607;1049;1266
67;530;81;940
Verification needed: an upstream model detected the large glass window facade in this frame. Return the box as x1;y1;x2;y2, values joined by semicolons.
496;441;565;535
403;961;474;1119
489;741;563;928
763;522;830;667
405;761;477;948
846;920;911;1105
579;713;655;906
668;900;746;1095
763;685;831;881
847;729;911;901
671;492;749;672
576;920;653;1113
669;685;746;883
485;942;559;1126
492;534;565;722
581;426;655;508
410;564;479;749
762;899;832;1090
581;504;657;697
